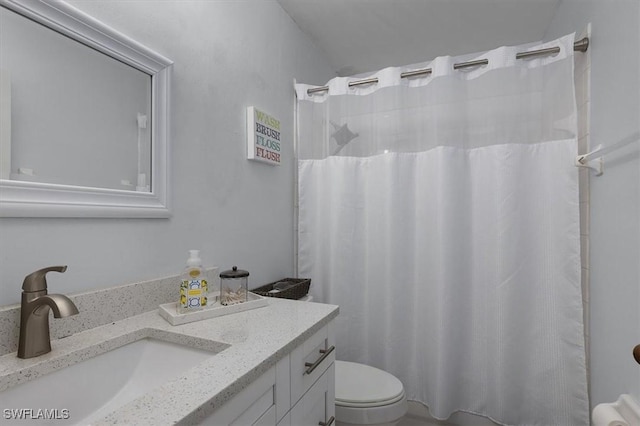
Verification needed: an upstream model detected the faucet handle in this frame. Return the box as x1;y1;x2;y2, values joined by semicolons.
22;266;68;293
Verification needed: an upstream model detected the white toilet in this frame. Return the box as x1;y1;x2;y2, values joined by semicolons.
334;360;408;426
299;295;408;425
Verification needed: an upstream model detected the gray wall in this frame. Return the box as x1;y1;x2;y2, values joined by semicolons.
0;0;334;306
544;0;640;407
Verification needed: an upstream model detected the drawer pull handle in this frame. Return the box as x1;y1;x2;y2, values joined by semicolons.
304;345;335;375
319;416;335;426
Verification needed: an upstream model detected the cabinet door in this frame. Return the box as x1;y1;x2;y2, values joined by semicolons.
277;412;290;426
275;354;291;423
290;363;335;426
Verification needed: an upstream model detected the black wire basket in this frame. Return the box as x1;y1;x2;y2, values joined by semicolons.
251;278;311;300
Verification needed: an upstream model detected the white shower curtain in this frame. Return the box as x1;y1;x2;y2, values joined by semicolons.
296;34;588;426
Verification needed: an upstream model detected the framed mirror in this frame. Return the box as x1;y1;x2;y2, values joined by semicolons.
0;0;172;217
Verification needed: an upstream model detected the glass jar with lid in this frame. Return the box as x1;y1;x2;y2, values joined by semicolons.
219;266;249;305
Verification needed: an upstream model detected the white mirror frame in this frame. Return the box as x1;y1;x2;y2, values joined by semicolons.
0;0;172;218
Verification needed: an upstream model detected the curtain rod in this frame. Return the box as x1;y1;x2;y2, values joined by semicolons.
575;131;640;176
307;37;590;95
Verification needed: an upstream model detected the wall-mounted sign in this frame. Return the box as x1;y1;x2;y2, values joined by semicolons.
247;106;281;166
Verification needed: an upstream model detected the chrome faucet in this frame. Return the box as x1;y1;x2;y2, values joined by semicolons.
18;266;79;359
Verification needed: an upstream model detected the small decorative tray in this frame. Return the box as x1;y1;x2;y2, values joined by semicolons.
158;292;268;326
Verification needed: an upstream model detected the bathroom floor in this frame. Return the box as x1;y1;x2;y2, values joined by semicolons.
398;414;452;426
402;402;498;426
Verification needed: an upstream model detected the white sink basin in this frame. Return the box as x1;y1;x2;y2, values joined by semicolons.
0;337;217;425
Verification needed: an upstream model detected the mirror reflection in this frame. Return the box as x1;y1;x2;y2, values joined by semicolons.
0;6;152;192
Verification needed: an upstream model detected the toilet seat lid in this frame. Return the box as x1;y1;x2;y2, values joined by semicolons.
335;360;405;405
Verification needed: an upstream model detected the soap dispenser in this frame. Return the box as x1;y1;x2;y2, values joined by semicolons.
179;250;208;313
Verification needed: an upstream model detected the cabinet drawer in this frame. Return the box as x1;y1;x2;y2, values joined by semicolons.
201;366;275;425
290;322;336;404
230;385;274;426
253;404;276;426
290;363;335;426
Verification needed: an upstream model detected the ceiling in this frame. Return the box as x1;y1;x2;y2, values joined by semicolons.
277;0;562;77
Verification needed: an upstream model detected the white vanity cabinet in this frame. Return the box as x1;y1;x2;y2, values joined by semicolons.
287;363;335;426
202;319;335;426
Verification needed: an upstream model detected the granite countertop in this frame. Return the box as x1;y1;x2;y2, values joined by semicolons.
0;298;339;425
